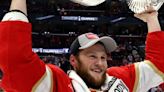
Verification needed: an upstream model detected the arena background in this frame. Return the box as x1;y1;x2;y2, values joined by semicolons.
0;0;164;91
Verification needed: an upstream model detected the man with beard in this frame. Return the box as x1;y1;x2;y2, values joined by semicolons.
0;0;164;92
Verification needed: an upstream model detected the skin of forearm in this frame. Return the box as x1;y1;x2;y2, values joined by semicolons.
147;16;161;33
10;0;27;15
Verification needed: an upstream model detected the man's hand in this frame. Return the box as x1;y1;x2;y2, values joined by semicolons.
134;6;161;33
134;7;158;23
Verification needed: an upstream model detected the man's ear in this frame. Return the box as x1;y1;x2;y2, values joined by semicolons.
69;54;77;68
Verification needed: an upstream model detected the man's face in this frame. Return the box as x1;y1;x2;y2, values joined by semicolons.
75;43;108;89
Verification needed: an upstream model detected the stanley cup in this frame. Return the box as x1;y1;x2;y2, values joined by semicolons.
127;0;164;13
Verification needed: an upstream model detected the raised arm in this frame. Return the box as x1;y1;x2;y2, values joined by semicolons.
0;0;46;91
107;10;164;92
133;10;164;91
134;10;164;75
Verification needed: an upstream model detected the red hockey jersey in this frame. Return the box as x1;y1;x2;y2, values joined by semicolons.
0;21;164;92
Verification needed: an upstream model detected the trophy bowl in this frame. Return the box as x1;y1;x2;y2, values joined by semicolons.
127;0;164;13
70;0;105;6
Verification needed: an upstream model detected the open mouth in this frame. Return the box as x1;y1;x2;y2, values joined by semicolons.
91;69;103;74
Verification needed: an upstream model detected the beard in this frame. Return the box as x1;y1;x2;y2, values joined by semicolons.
76;59;106;89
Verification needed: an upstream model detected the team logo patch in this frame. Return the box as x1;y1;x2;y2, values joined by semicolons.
85;33;99;39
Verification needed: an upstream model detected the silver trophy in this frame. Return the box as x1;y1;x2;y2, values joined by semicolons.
70;0;105;6
127;0;164;13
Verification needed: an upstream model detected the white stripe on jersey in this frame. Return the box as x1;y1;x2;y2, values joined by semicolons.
134;60;164;92
32;66;53;92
